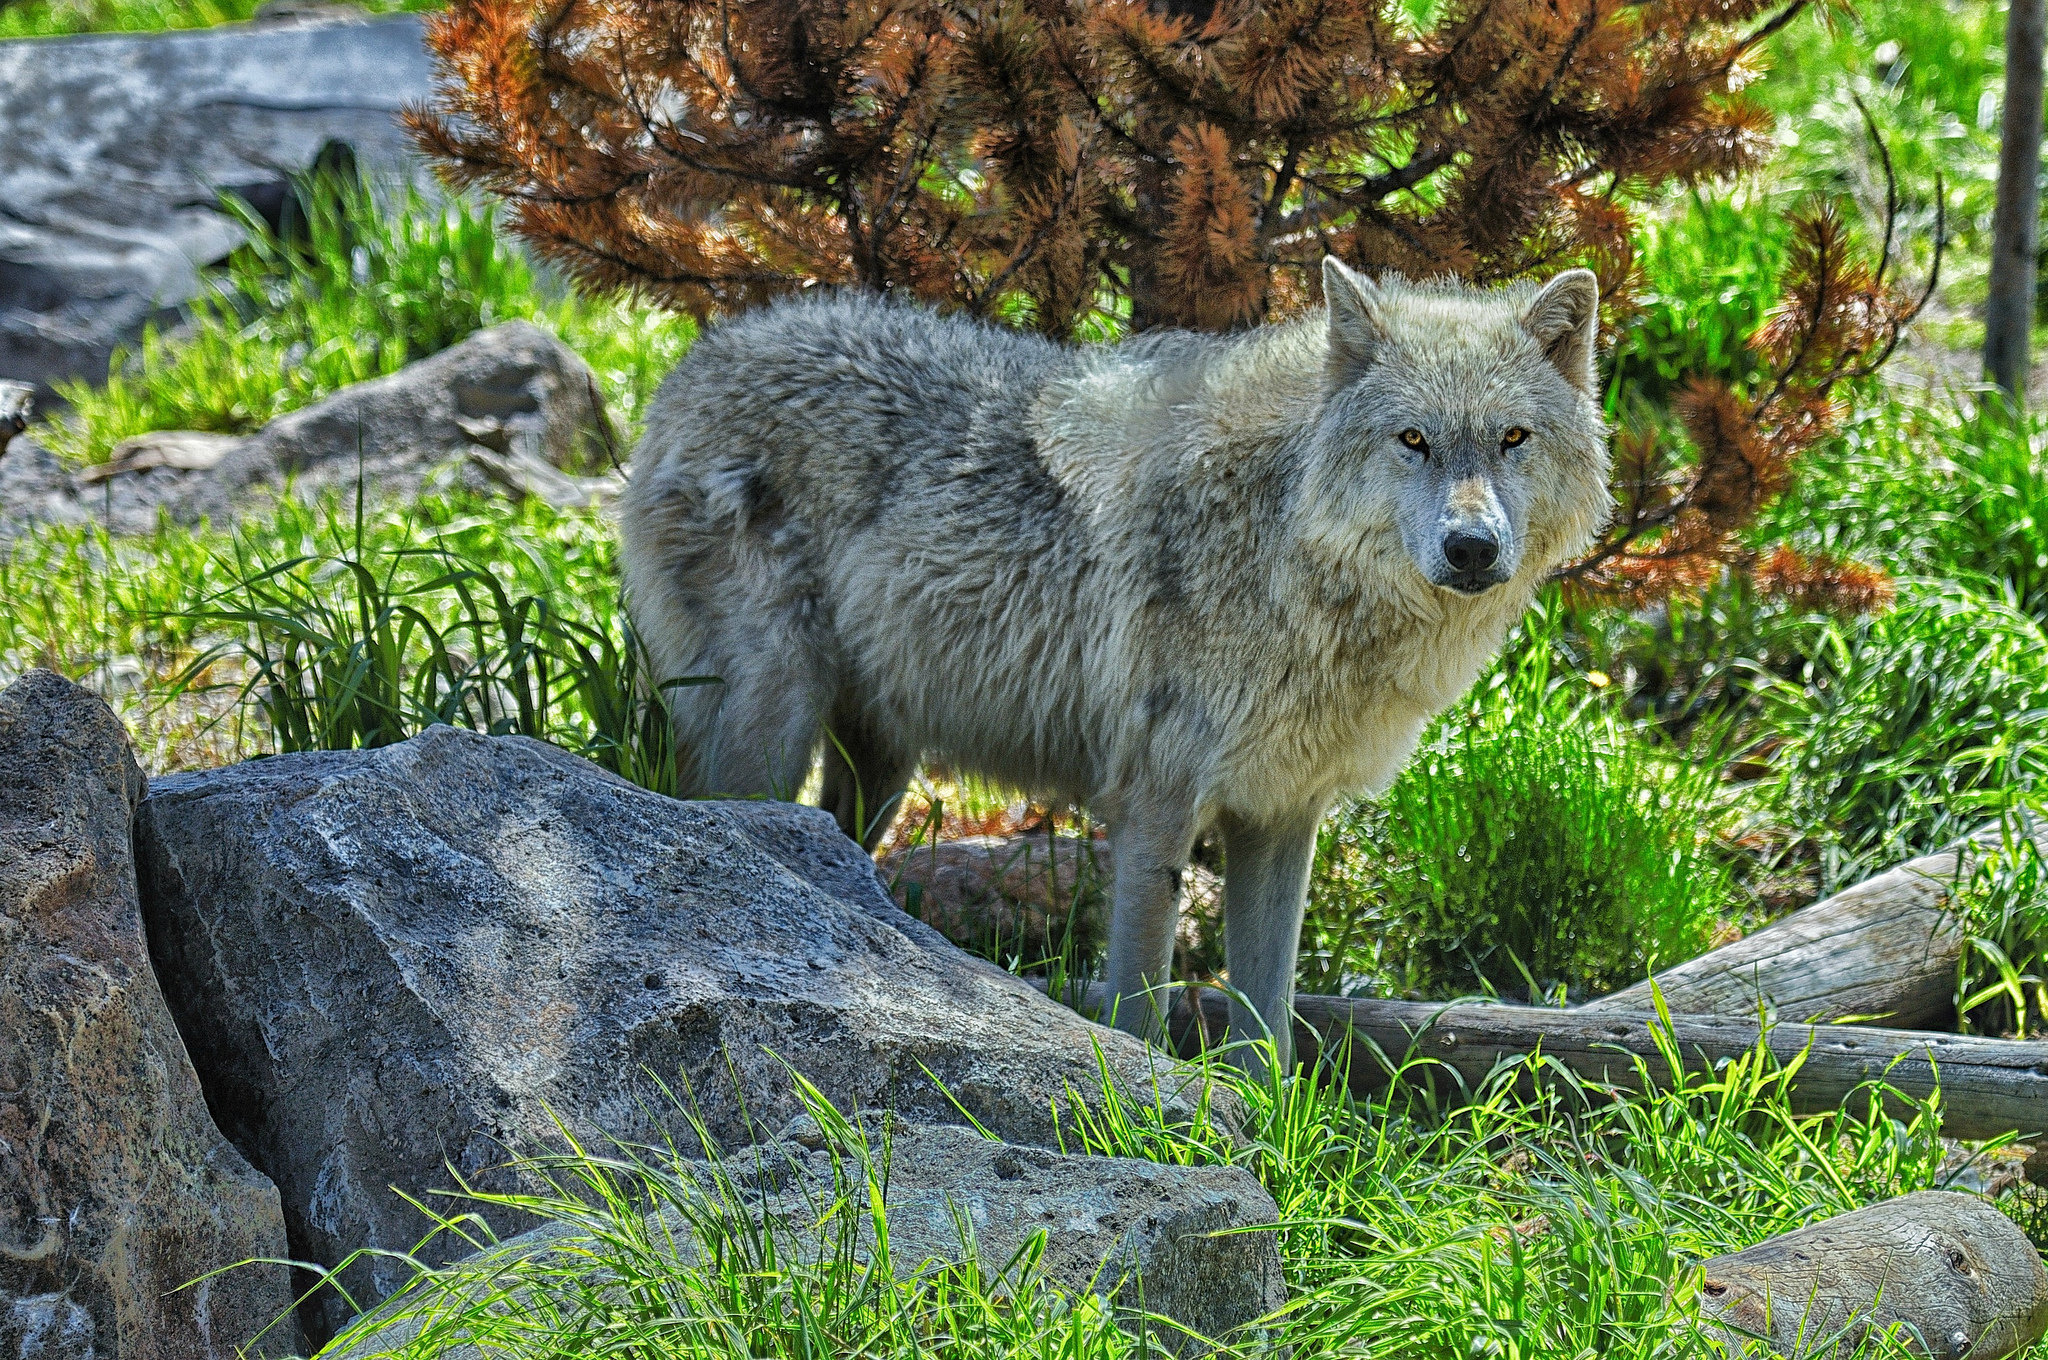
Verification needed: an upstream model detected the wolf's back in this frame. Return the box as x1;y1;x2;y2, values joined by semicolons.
633;293;1065;525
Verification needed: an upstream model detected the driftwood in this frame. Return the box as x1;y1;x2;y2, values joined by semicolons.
1693;1191;2048;1359
1058;984;2048;1142
1590;821;2048;1028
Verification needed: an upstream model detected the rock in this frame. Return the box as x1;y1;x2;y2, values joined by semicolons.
133;726;1235;1346
173;320;616;524
0;439;86;541
0;13;433;393
0;670;299;1359
0;382;33;455
1695;1190;2048;1359
4;323;617;537
332;1116;1284;1359
2;1294;96;1360
762;1119;1284;1351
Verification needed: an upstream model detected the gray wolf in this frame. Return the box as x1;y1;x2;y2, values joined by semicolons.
618;258;1613;1068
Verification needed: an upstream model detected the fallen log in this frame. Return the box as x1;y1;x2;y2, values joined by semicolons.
1589;819;2048;1027
1693;1191;2048;1359
1053;983;2048;1143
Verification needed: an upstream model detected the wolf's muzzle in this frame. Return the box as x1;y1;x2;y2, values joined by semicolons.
1440;529;1508;593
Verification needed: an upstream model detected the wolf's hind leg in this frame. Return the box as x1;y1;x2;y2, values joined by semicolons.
1100;802;1199;1048
819;706;914;850
1218;806;1321;1075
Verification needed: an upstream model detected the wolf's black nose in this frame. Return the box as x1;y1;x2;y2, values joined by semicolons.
1442;530;1499;574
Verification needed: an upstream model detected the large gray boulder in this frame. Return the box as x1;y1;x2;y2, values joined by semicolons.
0;12;433;393
133;726;1233;1346
332;1117;1285;1358
0;671;299;1359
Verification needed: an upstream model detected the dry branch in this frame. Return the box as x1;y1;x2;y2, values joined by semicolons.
1589;821;2048;1029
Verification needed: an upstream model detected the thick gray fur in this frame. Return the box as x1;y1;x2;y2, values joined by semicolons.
619;257;1613;1069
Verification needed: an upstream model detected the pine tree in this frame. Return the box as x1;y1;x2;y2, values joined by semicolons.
407;0;1933;603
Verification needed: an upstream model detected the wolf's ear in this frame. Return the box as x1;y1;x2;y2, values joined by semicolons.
1323;257;1387;378
1521;268;1600;394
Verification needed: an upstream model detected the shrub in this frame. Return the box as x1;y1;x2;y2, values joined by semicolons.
1759;582;2048;890
1305;603;1732;1004
413;0;1940;609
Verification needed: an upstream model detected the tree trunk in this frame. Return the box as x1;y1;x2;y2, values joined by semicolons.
1986;0;2047;398
1053;983;2048;1142
1586;820;2048;1027
1695;1192;2048;1360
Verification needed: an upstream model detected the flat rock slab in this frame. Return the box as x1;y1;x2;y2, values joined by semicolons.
1696;1190;2048;1358
0;13;432;392
763;1119;1285;1349
332;1117;1284;1358
0;670;298;1359
133;725;1231;1346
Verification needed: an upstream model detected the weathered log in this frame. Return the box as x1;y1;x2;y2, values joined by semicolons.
1053;983;2048;1142
1590;820;2048;1027
1693;1191;2048;1359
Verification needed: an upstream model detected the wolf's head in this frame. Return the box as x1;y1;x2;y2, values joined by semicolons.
1301;258;1613;596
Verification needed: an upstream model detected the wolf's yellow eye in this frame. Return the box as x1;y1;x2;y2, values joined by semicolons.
1502;427;1530;448
1398;429;1428;453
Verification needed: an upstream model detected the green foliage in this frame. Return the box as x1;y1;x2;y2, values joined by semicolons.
39;173;693;467
1760;402;2048;609
1305;605;1730;1004
1607;194;1790;406
0;486;672;780
0;0;433;39
318;1082;1154;1360
1755;0;2000;262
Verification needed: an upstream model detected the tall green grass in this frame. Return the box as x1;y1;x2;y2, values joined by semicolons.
1951;817;2048;1039
1757;582;2048;891
163;488;693;791
319;1079;1156;1360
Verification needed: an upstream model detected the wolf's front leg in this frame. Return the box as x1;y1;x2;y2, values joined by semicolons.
1099;804;1199;1048
1219;807;1321;1074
